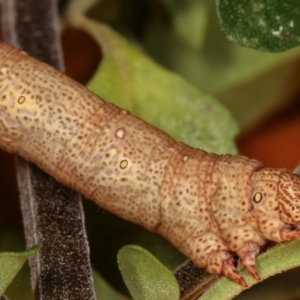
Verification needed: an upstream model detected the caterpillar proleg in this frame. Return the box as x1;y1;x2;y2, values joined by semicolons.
1;42;300;287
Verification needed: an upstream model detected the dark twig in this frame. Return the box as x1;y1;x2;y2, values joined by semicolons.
174;259;217;300
1;1;96;299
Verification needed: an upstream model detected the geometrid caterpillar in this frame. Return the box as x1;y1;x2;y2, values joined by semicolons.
1;41;300;287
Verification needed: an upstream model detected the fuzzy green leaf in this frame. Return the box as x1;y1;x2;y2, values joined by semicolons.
68;14;238;154
216;0;300;52
118;245;180;300
0;245;40;296
83;200;185;297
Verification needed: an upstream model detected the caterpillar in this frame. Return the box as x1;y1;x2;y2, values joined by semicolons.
0;41;300;287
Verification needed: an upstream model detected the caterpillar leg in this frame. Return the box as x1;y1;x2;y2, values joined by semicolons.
235;229;300;281
240;252;260;280
177;231;248;286
236;242;260;281
221;258;247;287
260;225;300;242
207;250;247;286
218;241;262;285
280;228;300;240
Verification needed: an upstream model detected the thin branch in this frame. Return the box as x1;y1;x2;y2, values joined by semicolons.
1;1;96;298
174;259;217;300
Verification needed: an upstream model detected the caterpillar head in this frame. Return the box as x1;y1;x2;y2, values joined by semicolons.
250;168;300;227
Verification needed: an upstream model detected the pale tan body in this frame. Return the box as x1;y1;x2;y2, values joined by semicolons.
1;42;300;286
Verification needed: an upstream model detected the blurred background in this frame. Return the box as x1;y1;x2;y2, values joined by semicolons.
1;0;300;299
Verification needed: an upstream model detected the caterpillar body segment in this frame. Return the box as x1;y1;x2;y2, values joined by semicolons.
1;42;300;286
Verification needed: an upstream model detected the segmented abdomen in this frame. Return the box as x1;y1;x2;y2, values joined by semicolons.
0;42;209;232
0;43;264;235
3;42;300;287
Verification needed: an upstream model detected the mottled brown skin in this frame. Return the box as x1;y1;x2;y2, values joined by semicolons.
0;42;300;286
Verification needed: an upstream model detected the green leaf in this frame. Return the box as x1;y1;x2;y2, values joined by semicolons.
0;245;40;296
117;245;180;300
69;14;238;154
84;200;185;297
160;0;210;49
143;0;300;131
216;0;300;52
200;239;300;300
92;268;129;300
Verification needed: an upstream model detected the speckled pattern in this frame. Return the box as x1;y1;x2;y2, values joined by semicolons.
1;42;300;286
